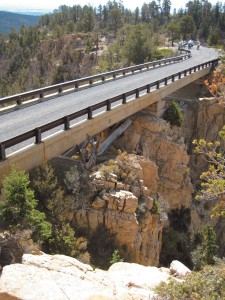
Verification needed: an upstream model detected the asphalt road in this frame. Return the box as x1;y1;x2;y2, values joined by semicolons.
0;47;219;151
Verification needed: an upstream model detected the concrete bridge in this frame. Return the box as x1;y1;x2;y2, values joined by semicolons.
0;47;219;186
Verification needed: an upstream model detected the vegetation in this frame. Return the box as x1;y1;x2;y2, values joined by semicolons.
31;163;81;257
0;168;51;241
155;260;225;300
88;225;117;269
160;206;192;267
163;100;183;127
191;225;218;270
110;249;124;265
193;60;225;218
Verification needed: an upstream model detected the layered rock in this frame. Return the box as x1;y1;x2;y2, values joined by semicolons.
73;158;163;266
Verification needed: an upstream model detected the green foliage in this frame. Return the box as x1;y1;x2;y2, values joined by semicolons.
31;163;80;257
155;261;225;299
88;225;116;270
191;225;218;270
110;249;124;265
159;227;192;268
122;23;156;64
164;100;183;127
1;168;51;241
160;206;192;267
193;125;225;217
150;198;160;215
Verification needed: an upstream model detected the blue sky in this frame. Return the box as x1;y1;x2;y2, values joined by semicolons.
0;0;221;12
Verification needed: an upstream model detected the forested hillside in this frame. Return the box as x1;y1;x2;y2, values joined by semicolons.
0;11;39;34
0;0;224;98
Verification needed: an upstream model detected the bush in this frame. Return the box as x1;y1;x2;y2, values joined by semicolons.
191;225;218;270
150;198;160;215
0;168;51;241
164;100;183;127
110;249;124;265
155;262;225;299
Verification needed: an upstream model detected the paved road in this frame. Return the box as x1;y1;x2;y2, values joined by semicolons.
0;47;219;147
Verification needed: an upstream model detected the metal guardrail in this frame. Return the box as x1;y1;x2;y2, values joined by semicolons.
0;58;218;161
0;51;191;108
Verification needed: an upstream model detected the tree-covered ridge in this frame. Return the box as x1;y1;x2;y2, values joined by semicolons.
0;11;39;34
0;0;224;98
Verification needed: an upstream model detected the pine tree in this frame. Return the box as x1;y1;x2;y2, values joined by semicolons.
1;168;51;240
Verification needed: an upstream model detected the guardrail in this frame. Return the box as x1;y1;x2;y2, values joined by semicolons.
0;58;218;162
0;51;191;109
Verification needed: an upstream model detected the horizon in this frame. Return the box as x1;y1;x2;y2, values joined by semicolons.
0;0;222;14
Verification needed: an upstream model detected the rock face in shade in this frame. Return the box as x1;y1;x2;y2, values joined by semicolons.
0;253;186;300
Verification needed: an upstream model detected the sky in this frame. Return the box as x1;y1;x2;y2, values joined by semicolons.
0;0;222;13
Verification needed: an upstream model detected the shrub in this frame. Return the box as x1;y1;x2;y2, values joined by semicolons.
0;168;51;241
150;198;160;215
155;262;225;299
31;163;81;257
110;249;124;265
88;225;116;269
191;225;218;270
164;100;183;127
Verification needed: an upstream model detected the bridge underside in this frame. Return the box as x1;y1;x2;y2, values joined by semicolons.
0;66;211;188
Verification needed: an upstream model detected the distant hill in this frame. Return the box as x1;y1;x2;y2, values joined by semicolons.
0;11;40;34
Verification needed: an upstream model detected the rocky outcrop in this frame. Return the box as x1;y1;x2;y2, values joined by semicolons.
73;159;163;266
115;113;193;211
0;253;187;300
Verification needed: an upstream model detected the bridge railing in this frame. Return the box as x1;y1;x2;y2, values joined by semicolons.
0;58;218;162
0;51;191;109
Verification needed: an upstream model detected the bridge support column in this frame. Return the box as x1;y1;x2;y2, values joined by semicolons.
144;99;166;117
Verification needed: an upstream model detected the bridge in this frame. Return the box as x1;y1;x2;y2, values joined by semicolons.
0;47;219;186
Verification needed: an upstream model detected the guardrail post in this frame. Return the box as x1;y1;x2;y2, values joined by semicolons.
88;107;93;119
136;89;139;98
189;68;192;74
35;128;42;144
122;93;126;104
178;72;181;79
58;86;63;93
75;82;79;89
102;76;105;82
184;70;187;76
113;73;116;79
165;78;168;85
194;67;196;72
198;65;200;70
172;75;175;82
89;79;93;85
0;144;6;161
147;84;150;93
64;116;70;130
156;81;160;89
39;90;44;98
107;99;111;111
17;96;22;105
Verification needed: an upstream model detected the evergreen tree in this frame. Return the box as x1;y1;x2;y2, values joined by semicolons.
0;168;51;240
163;100;183;127
191;225;218;270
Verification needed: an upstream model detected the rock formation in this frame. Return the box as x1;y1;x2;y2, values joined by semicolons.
0;252;189;300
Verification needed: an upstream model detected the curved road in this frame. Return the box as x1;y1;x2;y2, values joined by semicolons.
0;47;219;147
